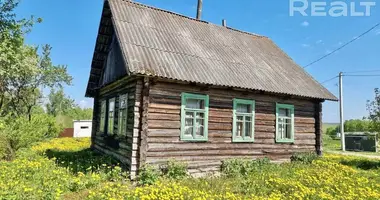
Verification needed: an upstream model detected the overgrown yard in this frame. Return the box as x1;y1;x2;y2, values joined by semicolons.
1;138;380;200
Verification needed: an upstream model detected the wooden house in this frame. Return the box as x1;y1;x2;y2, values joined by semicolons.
85;0;337;177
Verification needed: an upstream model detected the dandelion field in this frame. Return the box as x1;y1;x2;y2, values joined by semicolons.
1;138;380;199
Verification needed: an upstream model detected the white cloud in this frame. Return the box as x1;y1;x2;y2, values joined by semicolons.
315;40;323;44
301;44;310;48
325;49;332;54
301;21;309;27
78;99;93;109
352;36;361;40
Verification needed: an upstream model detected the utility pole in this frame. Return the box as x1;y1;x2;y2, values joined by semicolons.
339;72;345;151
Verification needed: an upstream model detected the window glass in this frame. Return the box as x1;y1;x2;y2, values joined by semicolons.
108;98;115;135
181;93;209;141
186;99;204;109
276;104;294;143
233;99;255;142
100;101;106;133
118;94;128;136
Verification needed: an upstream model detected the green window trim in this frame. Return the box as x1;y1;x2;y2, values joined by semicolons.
100;100;106;133
108;98;115;135
118;94;128;136
232;99;255;143
180;93;209;142
275;103;295;143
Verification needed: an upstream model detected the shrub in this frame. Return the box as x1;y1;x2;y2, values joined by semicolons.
138;165;161;185
161;159;188;179
0;114;62;160
290;152;319;164
221;158;270;177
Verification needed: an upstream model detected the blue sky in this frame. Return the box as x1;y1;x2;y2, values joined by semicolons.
15;0;380;122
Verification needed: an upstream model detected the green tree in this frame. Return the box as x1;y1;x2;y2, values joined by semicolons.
366;88;380;132
0;0;72;120
46;88;75;117
344;119;371;132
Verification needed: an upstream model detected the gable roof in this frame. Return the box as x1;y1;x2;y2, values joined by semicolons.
86;0;337;101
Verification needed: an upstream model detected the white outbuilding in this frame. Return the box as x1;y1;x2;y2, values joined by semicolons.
73;120;92;138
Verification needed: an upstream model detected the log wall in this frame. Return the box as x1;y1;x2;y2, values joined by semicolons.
91;77;142;178
145;81;323;175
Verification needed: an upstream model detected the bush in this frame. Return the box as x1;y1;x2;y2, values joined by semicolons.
161;159;188;179
221;158;270;177
138;165;161;185
0;114;62;160
290;152;319;164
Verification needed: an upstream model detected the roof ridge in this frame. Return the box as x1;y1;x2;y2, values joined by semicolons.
115;0;267;38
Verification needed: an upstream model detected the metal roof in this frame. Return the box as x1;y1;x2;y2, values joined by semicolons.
86;0;337;101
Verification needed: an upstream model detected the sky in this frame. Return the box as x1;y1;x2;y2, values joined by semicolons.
14;0;380;123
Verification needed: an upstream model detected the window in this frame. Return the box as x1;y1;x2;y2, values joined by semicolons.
233;99;255;142
118;94;128;136
180;93;209;141
108;98;115;135
100;101;106;133
276;103;295;143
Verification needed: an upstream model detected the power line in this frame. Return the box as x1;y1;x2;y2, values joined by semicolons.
303;22;380;69
320;75;338;84
344;74;380;77
343;69;380;74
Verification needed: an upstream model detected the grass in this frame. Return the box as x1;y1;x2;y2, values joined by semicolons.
323;134;341;151
2;137;380;199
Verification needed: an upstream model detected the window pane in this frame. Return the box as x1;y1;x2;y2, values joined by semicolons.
120;98;127;108
186;112;194;118
285;123;292;139
184;126;193;136
278;122;284;139
109;101;115;112
246;116;252;122
185;118;193;127
279;108;290;117
186;99;204;109
196;119;204;137
237;116;244;121
236;103;250;113
245;121;251;137
196;112;204;119
119;109;127;135
236;121;243;137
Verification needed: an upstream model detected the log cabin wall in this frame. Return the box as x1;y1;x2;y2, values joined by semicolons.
91;77;142;178
145;80;322;176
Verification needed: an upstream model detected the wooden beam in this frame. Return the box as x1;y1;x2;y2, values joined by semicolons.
139;77;150;168
315;102;323;156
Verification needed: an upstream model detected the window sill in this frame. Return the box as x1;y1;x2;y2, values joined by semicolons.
232;139;255;143
276;139;294;144
181;137;208;142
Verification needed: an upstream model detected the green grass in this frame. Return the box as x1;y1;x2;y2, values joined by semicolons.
323;134;341;151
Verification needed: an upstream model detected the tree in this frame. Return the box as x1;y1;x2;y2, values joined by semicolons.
46;88;75;117
344;119;371;132
0;0;72;120
366;88;380;132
